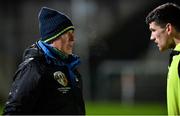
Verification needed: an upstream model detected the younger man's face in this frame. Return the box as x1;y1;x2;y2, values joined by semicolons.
149;21;174;51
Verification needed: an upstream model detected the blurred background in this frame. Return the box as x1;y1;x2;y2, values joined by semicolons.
0;0;180;115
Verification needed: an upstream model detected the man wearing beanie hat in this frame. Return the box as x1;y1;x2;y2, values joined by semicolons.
2;7;85;115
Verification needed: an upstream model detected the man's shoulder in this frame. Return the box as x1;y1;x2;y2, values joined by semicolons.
18;57;46;74
12;57;44;81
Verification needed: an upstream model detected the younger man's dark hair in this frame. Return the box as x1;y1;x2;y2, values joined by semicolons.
146;3;180;32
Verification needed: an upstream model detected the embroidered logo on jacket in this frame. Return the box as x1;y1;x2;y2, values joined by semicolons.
54;71;68;86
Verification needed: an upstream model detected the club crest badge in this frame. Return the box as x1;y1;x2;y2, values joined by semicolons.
54;71;68;86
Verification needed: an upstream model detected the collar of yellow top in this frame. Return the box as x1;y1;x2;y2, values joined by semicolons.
174;43;180;51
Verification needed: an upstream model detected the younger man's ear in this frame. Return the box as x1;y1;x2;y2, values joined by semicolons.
166;23;173;35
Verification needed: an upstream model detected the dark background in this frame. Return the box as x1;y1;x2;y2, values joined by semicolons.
0;0;179;105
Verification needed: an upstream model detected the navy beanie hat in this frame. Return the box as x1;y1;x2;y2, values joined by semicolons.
38;7;74;43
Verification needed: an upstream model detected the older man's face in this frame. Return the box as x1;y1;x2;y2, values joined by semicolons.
51;30;75;55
